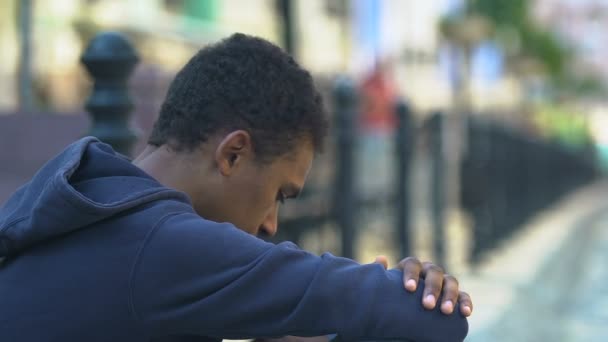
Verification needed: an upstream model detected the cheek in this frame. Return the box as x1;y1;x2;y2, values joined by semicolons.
236;186;274;225
254;194;277;218
231;171;278;226
250;192;279;228
246;178;277;210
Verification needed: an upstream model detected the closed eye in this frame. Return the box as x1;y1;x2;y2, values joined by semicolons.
277;183;302;204
276;192;286;204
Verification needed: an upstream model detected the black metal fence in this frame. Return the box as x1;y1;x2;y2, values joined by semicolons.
459;117;597;263
274;93;598;264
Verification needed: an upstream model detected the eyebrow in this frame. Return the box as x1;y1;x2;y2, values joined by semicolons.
283;183;302;199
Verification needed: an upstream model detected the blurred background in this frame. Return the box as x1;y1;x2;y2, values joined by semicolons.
1;0;608;340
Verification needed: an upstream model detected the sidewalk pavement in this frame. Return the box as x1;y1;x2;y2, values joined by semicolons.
459;180;608;339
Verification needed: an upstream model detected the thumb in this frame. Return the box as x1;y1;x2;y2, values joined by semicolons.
373;255;389;269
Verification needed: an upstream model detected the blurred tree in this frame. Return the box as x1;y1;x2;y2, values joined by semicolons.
467;0;527;28
442;0;602;155
467;0;568;79
457;0;604;99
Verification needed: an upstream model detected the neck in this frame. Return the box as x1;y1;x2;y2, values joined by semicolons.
132;143;223;219
132;145;196;198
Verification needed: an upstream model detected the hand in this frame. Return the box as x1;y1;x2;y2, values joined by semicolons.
373;256;473;317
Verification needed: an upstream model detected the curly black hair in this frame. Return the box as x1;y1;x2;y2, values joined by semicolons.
148;33;328;162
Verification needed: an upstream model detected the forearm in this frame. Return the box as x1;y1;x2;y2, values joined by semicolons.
134;216;467;340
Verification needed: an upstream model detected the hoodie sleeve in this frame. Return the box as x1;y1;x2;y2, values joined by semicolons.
130;213;468;341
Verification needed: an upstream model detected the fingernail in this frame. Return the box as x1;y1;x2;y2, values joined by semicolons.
441;300;454;314
406;279;417;291
462;306;472;316
424;294;436;308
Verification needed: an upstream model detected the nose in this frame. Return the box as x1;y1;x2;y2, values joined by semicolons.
259;205;279;237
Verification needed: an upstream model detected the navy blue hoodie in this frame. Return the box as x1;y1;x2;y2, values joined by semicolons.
0;138;468;341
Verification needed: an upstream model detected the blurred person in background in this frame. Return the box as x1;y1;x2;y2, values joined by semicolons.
0;33;471;342
359;60;398;135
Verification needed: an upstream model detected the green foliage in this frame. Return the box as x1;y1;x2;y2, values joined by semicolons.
555;73;606;99
519;25;570;78
440;0;606;98
534;104;594;149
467;0;527;27
464;0;578;90
469;0;568;77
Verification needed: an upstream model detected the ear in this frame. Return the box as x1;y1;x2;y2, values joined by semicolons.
215;130;253;176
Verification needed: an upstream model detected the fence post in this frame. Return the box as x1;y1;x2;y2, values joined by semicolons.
428;111;446;267
394;100;413;258
463;118;492;264
275;0;296;57
81;32;139;156
332;77;357;259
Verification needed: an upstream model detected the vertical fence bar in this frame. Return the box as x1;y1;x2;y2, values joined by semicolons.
394;100;413;258
17;0;34;112
275;0;296;56
81;32;139;156
332;77;357;259
428;111;446;267
463;119;492;264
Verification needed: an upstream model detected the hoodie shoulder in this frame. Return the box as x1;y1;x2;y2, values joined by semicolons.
0;137;190;258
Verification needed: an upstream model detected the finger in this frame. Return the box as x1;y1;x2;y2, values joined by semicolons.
458;291;473;317
421;262;444;310
397;257;422;292
373;255;388;269
440;275;459;314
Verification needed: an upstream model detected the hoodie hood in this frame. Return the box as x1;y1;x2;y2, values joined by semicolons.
0;137;189;258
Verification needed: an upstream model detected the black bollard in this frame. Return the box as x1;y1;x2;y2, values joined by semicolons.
394;100;413;258
81;32;139;156
332;77;357;259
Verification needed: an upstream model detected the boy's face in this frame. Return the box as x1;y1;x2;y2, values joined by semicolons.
192;132;314;237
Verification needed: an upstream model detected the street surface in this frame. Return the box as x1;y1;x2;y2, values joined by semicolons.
468;210;608;341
